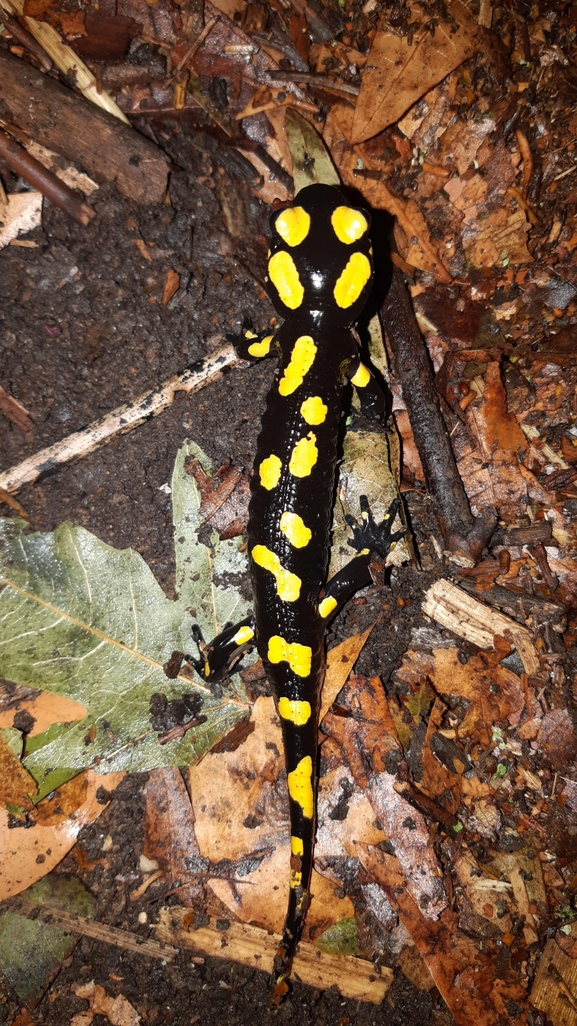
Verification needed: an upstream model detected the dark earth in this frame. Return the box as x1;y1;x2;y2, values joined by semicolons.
0;124;450;1024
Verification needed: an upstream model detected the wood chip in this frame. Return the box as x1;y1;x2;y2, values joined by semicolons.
421;579;540;675
155;907;392;1002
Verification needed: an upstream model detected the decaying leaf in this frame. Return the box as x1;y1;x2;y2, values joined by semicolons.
351;1;480;143
0;443;251;791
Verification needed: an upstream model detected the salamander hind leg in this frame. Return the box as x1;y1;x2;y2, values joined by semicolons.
317;496;405;623
345;494;405;559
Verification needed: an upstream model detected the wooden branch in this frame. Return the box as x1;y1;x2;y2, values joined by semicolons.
0;345;239;495
0;49;169;205
0;128;95;225
155;907;393;1002
8;898;178;961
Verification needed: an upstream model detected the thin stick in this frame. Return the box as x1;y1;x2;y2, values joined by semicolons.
9;899;178;961
0;128;95;226
0;344;239;495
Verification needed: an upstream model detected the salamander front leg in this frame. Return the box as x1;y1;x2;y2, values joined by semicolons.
318;497;405;622
188;616;255;682
229;324;277;363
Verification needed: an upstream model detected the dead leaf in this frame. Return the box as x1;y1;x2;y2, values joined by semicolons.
0;734;37;810
351;1;480;143
359;846;530;1025
144;767;202;905
0;771;123;901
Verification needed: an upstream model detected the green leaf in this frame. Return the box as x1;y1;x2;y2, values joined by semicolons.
315;917;362;956
0;875;95;1005
0;442;250;791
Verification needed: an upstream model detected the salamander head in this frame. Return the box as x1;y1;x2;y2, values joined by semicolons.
267;183;373;325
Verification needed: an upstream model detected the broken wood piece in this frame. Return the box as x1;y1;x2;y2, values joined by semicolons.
530;937;577;1025
383;265;496;563
0;49;168;205
0;384;34;432
154;906;393;1002
0;344;239;495
421;578;540;676
0;128;95;226
8;899;178;962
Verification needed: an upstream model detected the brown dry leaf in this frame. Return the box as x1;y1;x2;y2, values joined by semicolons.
359;845;530;1025
0;770;123;900
186;458;249;539
454;847;514;935
162;269;179;305
0;733;37;809
144;767;202;906
323;676;447;918
350;1;480;143
464;204;533;269
72;982;141;1026
188;696;355;938
458;360;530;518
396;646;525;729
133;238;152;261
0;690;87;736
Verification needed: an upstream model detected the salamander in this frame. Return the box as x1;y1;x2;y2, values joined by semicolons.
191;183;403;995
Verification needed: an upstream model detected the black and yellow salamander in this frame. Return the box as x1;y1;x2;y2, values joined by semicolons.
191;183;404;996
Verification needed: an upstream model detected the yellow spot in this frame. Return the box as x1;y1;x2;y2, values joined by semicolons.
300;395;328;425
290;870;303;888
274;207;311;247
252;545;301;602
350;362;371;388
278;697;312;725
232;625;254;645
319;595;338;618
269;251;304;309
278;335;317;396
259;454;282;490
331;206;369;244
289;433;318;478
244;330;258;338
204;662;210;678
279;511;311;548
248;335;273;358
287;756;314;818
291;836;304;856
268;636;312;678
333;252;372;309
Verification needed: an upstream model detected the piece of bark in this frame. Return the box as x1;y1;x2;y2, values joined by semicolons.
0;49;168;205
383;265;496;562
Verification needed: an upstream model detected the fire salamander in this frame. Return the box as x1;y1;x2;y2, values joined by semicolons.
191;184;404;996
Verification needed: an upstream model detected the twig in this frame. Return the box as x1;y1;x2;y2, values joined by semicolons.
0;344;239;495
265;70;360;96
0;6;53;70
383;265;496;563
8;898;178;961
169;16;218;80
0;128;95;226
